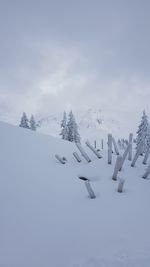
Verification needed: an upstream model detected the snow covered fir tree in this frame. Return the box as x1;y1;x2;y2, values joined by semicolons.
67;110;80;143
19;113;37;131
60;110;80;143
60;111;68;140
19;112;30;129
30;115;36;131
136;110;150;154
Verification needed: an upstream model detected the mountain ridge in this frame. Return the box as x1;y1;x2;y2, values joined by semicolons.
37;108;131;141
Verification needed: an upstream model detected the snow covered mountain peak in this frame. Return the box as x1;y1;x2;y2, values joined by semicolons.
79;108;103;129
37;108;124;141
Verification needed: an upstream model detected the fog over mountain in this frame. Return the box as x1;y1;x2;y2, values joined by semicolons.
37;108;138;141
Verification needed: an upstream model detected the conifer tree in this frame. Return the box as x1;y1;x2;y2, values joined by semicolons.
60;111;68;140
73;115;80;143
19;112;29;129
136;111;150;153
30;115;36;131
67;111;74;142
67;110;80;143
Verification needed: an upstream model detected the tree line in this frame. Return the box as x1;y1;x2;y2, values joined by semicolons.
19;110;149;150
19;110;81;143
19;112;37;131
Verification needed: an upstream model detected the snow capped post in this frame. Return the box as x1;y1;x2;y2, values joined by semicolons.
117;178;125;193
119;143;131;171
76;143;91;163
101;139;104;149
131;141;143;167
118;139;122;149
142;162;150;179
128;133;133;161
73;152;82;163
112;137;119;155
122;139;126;150
84;180;96;199
143;145;150;165
94;140;96;149
85;140;102;159
108;134;112;164
112;155;123;181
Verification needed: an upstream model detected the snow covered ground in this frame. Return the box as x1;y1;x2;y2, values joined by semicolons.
1;121;150;267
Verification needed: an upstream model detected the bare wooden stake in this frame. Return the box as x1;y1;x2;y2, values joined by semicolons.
85;141;102;159
112;155;123;181
85;180;96;199
76;143;91;163
117;178;125;193
55;154;66;164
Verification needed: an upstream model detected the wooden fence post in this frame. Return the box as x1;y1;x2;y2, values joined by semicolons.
101;139;104;149
131;142;143;167
112;137;119;155
119;143;131;171
112;155;123;181
76;143;91;163
85;180;96;199
143;145;150;165
73;152;82;162
108;134;112;164
142;162;150;179
128;133;133;161
117;178;125;193
85;141;102;159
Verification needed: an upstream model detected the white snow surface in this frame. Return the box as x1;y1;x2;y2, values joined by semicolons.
1;121;150;267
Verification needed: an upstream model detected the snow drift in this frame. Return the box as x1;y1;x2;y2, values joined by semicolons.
1;121;150;267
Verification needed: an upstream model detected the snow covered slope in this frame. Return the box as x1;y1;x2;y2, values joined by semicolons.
1;121;150;267
37;108;134;141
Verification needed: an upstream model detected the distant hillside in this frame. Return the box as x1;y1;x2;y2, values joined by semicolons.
37;108;134;141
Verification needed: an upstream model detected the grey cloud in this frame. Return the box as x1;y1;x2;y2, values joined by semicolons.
0;0;150;125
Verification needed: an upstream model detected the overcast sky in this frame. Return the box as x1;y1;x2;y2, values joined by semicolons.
0;0;150;124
